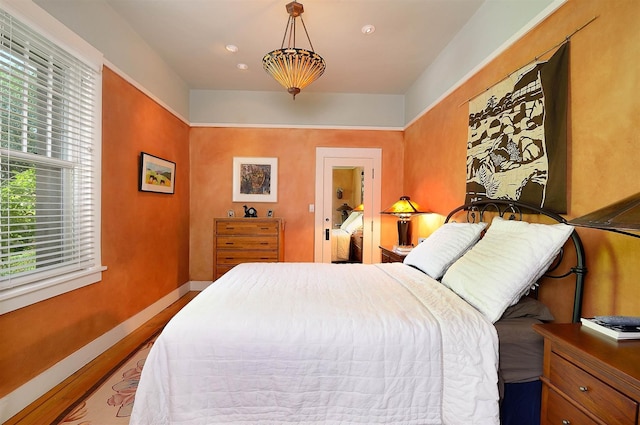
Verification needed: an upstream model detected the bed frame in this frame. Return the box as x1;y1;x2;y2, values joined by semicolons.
444;199;587;323
444;199;588;425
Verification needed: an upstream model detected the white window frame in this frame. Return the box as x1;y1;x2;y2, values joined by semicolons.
0;0;104;315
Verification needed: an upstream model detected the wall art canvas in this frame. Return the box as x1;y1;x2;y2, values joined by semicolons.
232;157;278;202
466;43;569;213
139;152;175;194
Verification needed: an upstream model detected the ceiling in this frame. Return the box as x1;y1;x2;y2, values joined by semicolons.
92;0;485;96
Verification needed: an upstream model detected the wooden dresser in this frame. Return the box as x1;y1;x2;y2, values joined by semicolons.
213;218;284;280
533;323;640;425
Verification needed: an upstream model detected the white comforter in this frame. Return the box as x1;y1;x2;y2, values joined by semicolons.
131;263;499;425
331;228;352;261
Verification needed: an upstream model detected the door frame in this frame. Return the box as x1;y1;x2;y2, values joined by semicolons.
314;147;382;263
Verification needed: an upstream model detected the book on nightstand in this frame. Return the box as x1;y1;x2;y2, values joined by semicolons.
581;317;640;340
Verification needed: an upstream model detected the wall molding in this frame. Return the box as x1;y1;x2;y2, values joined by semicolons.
104;59;190;126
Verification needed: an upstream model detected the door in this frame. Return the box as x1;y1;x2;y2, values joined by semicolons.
314;147;381;263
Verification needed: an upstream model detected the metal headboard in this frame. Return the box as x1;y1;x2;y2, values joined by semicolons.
444;199;587;323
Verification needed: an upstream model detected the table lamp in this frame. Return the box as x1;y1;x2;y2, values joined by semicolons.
381;196;424;249
336;203;353;222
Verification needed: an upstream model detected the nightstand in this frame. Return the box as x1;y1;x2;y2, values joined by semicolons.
533;323;640;425
379;245;411;263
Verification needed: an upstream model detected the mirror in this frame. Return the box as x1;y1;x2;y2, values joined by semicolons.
331;166;364;263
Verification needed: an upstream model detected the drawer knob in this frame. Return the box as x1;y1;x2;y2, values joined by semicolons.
579;386;588;392
562;420;571;425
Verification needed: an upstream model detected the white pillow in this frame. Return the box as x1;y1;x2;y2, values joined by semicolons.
441;216;574;323
403;222;487;279
344;213;363;233
340;211;362;232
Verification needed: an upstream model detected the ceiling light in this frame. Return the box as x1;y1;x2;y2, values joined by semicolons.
361;25;375;35
225;44;238;53
262;1;326;99
237;63;248;70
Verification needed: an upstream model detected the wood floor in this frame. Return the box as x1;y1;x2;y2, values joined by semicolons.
5;291;199;425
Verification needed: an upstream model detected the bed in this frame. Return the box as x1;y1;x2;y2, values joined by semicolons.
331;211;363;262
131;200;586;425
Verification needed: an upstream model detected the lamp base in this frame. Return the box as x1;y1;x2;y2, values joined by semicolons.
397;219;412;247
394;245;413;253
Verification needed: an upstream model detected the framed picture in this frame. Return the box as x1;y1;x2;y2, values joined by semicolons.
139;152;176;194
232;157;278;202
267;209;274;217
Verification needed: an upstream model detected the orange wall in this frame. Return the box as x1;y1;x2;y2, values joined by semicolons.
0;67;191;397
189;128;404;280
405;0;640;322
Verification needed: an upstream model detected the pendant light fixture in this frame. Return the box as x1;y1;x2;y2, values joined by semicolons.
262;1;326;99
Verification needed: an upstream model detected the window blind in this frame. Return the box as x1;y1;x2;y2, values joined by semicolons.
0;8;99;294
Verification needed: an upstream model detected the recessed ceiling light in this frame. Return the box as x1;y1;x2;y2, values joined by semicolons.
237;63;248;70
225;44;238;53
361;25;375;35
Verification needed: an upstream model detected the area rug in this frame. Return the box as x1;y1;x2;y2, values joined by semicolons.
54;334;158;425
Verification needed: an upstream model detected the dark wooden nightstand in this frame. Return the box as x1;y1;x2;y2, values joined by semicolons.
379;246;411;263
533;323;640;425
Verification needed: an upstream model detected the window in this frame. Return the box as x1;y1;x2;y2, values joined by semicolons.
0;4;102;314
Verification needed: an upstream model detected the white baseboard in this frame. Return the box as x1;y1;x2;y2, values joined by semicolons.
0;280;207;423
190;280;213;291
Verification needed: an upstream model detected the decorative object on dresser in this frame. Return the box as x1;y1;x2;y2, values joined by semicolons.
213;218;284;280
534;323;640;425
379;245;410;263
243;205;258;217
381;196;426;249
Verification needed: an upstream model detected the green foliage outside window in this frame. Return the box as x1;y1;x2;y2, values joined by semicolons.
0;167;36;274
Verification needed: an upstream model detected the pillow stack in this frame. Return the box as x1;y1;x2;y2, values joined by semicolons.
403;222;487;279
440;217;574;323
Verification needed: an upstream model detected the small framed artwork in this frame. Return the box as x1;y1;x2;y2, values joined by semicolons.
227;210;235;217
232;157;278;202
267;209;274;217
139;152;176;194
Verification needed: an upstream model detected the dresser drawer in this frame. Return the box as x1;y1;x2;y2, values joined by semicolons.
549;352;638;425
545;387;599;425
216;220;278;235
216;235;278;250
213;218;284;280
216;250;279;265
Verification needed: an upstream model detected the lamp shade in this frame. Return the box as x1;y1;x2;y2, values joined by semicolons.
381;196;423;219
262;48;325;98
569;192;640;238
